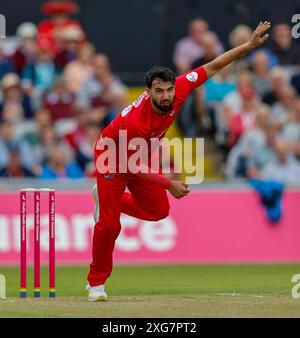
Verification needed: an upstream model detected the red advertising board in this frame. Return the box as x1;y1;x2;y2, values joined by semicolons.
0;190;300;265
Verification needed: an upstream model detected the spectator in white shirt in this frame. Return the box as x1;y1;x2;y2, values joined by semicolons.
226;104;271;179
63;42;94;94
251;50;273;97
261;142;300;184
280;98;300;158
77;54;127;110
271;85;296;127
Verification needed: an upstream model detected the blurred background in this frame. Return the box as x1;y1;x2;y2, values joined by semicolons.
0;0;299;267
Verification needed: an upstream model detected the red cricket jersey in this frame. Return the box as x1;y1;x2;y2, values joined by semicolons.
102;66;207;142
96;66;207;186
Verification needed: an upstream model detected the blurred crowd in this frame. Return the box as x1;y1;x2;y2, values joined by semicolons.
1;2;300;185
173;18;300;185
0;0;128;179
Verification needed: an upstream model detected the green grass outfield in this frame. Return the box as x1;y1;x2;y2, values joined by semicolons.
0;264;300;318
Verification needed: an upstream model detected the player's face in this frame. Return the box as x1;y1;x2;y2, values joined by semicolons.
148;80;175;113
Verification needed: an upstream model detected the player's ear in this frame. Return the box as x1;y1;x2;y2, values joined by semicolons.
146;87;151;95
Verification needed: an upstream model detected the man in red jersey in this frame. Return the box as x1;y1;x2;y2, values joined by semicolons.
86;21;271;301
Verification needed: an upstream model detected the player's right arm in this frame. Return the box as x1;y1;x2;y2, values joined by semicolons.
135;163;190;199
204;21;271;79
139;173;190;200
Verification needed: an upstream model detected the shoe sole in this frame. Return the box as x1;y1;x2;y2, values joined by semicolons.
89;295;108;302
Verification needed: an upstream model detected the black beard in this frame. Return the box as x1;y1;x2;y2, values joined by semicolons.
152;99;172;113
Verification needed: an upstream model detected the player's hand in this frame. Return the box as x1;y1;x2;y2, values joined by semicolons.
167;181;190;199
247;21;271;49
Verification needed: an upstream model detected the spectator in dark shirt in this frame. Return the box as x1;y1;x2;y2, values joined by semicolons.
262;67;288;106
269;23;300;65
11;22;38;76
291;62;300;96
0;41;15;80
192;31;220;68
0;73;33;122
0;120;33;172
54;25;85;69
0;146;35;178
22;46;61;108
43;76;75;121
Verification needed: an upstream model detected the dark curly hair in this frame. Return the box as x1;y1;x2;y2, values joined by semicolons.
145;66;176;88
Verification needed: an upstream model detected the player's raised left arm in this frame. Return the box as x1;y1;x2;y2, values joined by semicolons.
203;21;271;79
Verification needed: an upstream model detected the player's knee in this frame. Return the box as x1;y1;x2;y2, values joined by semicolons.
95;217;121;236
153;203;170;221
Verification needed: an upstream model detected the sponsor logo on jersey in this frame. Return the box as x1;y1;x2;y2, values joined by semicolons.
121;104;133;117
132;92;148;108
186;71;198;82
104;174;116;180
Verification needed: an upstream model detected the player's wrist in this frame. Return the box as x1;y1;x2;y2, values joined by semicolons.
166;180;174;190
245;41;255;51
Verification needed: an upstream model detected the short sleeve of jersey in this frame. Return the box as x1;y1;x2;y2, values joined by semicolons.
175;66;208;103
